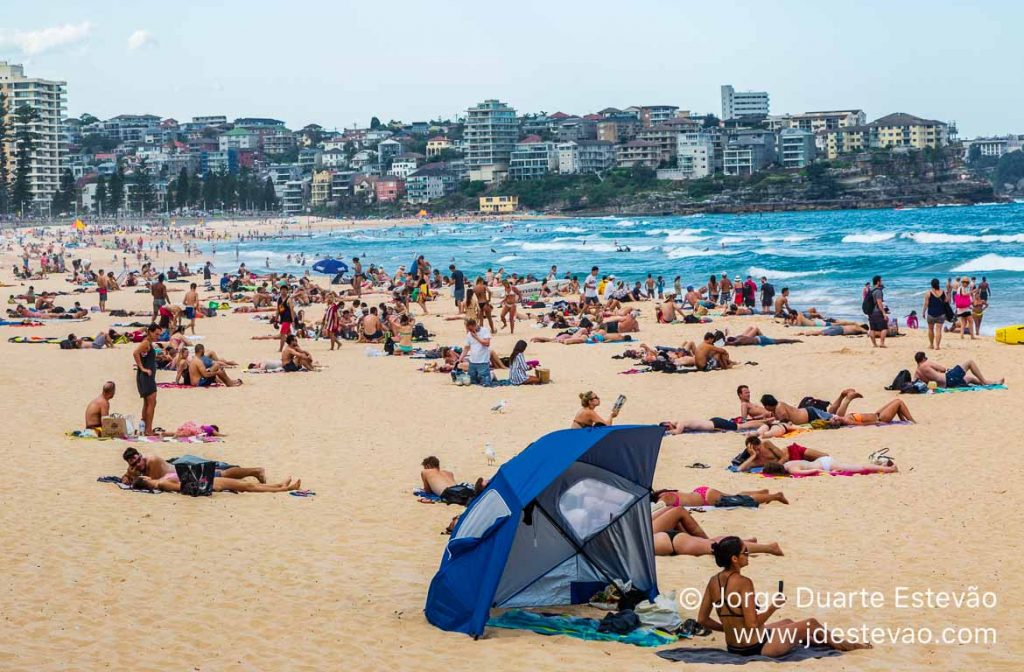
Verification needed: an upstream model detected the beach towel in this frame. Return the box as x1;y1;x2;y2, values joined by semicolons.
67;430;222;443
487;609;677;647
933;384;1007;394
656;645;841;664
414;488;442;502
96;475;161;494
0;320;42;326
157;382;223;389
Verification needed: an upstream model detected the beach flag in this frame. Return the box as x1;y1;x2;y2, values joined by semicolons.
73;219;87;231
418;209;428;217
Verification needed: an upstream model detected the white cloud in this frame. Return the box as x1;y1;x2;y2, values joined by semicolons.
127;29;156;51
0;22;93;56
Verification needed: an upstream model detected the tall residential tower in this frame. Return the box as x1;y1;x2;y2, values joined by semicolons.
464;99;517;183
721;84;769;120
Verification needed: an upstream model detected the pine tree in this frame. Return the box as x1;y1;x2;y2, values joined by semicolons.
176;167;190;208
11;104;41;215
203;171;219;209
53;168;75;214
94;175;107;214
0;92;9;215
133;157;156;213
262;177;278;210
108;161;125;214
189;173;202;206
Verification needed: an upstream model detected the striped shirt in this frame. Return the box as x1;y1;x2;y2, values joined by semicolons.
509;353;529;385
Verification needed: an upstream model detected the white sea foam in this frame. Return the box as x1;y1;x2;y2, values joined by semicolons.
663;231;710;243
552;226;586;233
952;253;1024;273
747;266;827;280
496;255;519;262
902;232;1024;244
718;236;745;245
664;246;740;259
522;241;653;253
841;232;897;244
614;220;637;227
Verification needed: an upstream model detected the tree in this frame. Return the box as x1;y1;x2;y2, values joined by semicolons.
993;150;1024;190
52;168;76;214
175;167;190;209
203;171;220;208
133;157;156;213
261;177;277;210
702;114;721;129
967;143;982;163
11;104;41;214
189;173;202;206
0;92;8;215
107;161;125;214
370;116;382;130
79;113;99;125
94;175;107;214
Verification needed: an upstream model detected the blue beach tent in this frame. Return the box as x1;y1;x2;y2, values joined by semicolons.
424;425;663;638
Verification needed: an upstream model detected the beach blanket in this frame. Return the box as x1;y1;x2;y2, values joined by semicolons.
96;475;161;494
414;488;442;502
8;336;62;344
934;384;1007;394
487;609;677;647
0;320;43;326
727;464;891;479
656;645;841;664
157;382;223;389
67;430;223;443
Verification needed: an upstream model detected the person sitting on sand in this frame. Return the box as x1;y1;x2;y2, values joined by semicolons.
121;447;265;483
913;352;1003;388
662;417;766;434
571;391;619;428
282;334;315;371
186;344;242;387
736;436;828;471
84;381;116;431
721;326;802;347
653;507;783;558
828;397;915;426
737;385;771;421
762;457;898;476
395;314;414;355
654;486;788;507
760;389;862;424
694;331;733;371
599;310;639;334
359;307;385;343
507;339;541;385
697;536;872;657
133;474;300;493
658;297;679;323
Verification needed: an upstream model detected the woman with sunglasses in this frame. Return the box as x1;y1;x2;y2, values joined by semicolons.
697;536;871;657
571;391;618;428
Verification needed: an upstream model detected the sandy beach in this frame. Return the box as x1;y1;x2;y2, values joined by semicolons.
0;216;1020;671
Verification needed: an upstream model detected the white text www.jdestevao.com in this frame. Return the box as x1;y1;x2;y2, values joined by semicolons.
733;623;997;648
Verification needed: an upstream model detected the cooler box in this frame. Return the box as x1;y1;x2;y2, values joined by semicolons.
996;325;1024;344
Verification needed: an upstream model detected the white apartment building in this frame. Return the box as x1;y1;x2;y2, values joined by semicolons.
675;132;715;178
0;61;67;209
721;84;769;120
464;99;518;183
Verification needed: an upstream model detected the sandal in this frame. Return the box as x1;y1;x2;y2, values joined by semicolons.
678;618;712;637
686;462;710;469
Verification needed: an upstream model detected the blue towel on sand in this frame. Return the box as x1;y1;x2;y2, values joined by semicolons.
934;384;1007;394
97;475;161;493
413;489;441;501
728;465;763;474
488;609;677;647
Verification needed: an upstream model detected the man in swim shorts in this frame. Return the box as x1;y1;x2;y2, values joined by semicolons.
722;326;802;346
121;448;266;484
913;352;1004;388
84;381;116;432
694;332;733;371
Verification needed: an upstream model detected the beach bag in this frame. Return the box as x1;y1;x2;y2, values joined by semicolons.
412;323;429;341
383;334;395;355
101;414;128;438
861;290;875;315
633;594;684;632
885;369;912;391
174;460;216;497
439;483;476;506
943;299;955;322
798;396;829;411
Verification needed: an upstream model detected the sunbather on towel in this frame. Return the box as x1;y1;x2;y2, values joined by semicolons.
133;474;300;493
697;536;872;657
760;389;862;424
663;418;766;434
795;324;867;336
762;457;898;476
736;436;829;472
913;352;1004;388
652;507;783;557
420;456;456;496
655;486;788;507
719;326;802;347
828;397;915;426
121;447;265;484
84;381;116;431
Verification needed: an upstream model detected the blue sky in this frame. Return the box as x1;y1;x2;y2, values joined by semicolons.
2;1;1021;136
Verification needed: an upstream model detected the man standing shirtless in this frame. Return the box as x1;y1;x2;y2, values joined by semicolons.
183;282;199;334
97;270;109;312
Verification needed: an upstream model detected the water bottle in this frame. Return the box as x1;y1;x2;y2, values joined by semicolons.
138;421;146;437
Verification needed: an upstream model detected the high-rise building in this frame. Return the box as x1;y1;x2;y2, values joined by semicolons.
721;84;769;120
464;99;517;183
0;62;67;210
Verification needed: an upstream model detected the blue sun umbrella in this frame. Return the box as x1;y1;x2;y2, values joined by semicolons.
312;258;349;275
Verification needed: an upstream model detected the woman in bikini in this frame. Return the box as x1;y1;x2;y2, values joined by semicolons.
655;486;788;507
652;508;783;558
736;436;828;471
499;280;521;333
762;457;898;477
471;278;495;332
133;474;302;493
697;537;871;657
571;391;618;428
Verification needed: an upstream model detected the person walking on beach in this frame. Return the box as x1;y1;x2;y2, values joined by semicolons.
150;274;168;317
583;266;600;306
866;275;887;348
351;257;363;299
133;323;160;435
759;277;775;314
183;282;199;334
922;278;948;350
450;264;465;313
97;269;109;312
953;278;976;339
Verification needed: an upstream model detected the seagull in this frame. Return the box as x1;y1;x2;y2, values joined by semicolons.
491;400;508;413
484;443;497;466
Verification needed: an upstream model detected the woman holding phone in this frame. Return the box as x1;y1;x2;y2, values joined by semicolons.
571;391;623;428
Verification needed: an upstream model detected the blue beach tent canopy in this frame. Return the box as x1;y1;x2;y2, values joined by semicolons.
311;258;348;275
424;425;663;638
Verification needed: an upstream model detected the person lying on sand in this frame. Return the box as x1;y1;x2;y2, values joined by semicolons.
720;326;802;346
760;389;862;424
84;381;116;431
655;486;788;507
913;352;1004;388
697;536;872;657
662;418;766;434
737;385;771;421
623;342;697;368
531;327;634;345
736;436;828;472
783;311;861;328
133;474;300;493
653;507;783;558
795;324;867;336
762;457;898;476
121;447;265;484
828;397;915;426
420;456;456;496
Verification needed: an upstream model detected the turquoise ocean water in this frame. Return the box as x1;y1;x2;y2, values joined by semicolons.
221;202;1024;334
